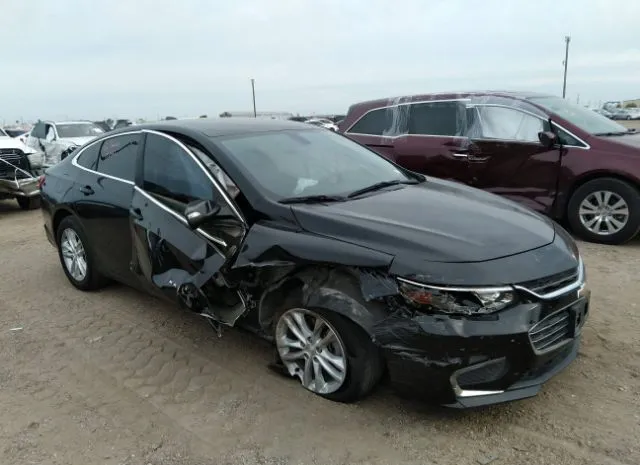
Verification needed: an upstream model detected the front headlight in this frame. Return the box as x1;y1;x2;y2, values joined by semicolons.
398;279;516;315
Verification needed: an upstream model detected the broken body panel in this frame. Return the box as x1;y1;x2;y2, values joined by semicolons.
41;119;589;407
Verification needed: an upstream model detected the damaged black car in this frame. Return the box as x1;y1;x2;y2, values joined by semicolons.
41;118;590;408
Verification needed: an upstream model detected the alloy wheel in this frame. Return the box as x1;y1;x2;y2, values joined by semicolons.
578;190;630;235
275;308;348;395
60;228;88;281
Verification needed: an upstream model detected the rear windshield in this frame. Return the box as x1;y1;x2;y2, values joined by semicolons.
56;123;105;138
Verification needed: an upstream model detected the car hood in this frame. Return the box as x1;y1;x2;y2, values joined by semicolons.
0;136;38;154
291;178;556;264
603;132;640;150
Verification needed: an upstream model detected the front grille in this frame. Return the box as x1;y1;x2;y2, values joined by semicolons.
529;309;571;352
518;267;579;296
0;149;30;178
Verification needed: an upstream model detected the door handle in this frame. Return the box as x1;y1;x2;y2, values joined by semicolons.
130;207;143;220
79;185;94;195
452;153;469;158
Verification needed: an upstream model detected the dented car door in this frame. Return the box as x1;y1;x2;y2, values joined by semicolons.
129;131;246;322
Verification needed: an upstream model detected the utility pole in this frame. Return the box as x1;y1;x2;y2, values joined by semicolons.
250;78;257;117
562;35;571;98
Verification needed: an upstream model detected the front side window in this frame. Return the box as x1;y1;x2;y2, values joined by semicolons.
408;101;466;136
470;106;545;142
529;95;628;135
76;142;101;170
97;134;139;181
56;122;105;138
142;133;217;207
217;129;412;200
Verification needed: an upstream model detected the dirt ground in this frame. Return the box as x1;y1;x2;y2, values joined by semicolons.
0;203;638;465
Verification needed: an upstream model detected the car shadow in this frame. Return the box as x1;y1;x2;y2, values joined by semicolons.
0;199;22;215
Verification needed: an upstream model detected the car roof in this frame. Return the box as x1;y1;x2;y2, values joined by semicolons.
112;117;317;138
348;90;556;111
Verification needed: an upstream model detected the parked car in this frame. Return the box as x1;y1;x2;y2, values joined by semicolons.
41;118;589;407
26;120;105;166
3;126;31;144
592;108;614;119
610;109;633;120
627;108;640;120
340;91;640;244
305;118;339;131
93;121;113;132
0;127;45;209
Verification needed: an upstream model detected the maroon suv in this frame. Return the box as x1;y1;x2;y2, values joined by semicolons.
340;91;640;245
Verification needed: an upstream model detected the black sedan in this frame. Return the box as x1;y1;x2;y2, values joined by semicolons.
40;118;590;407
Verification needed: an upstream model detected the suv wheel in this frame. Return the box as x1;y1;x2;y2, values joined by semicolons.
16;196;41;210
56;216;109;290
567;177;640;244
274;307;383;403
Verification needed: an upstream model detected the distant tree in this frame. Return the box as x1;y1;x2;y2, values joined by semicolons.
106;118;114;127
624;102;637;108
219;112;232;118
199;114;208;118
164;116;177;120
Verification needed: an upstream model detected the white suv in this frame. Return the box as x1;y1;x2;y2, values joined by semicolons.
26;120;105;166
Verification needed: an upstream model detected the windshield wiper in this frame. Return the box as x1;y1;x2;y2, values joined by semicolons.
347;179;419;198
279;194;347;204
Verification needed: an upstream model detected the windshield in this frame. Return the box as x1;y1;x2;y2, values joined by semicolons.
56;123;104;138
529;96;628;135
217;129;412;200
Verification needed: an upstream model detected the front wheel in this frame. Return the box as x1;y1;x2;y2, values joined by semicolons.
567;177;640;244
274;307;384;403
16;196;41;210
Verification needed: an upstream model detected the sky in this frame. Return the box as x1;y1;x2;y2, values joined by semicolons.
2;0;640;123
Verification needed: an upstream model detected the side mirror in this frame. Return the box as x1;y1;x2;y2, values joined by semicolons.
538;131;558;149
184;199;221;229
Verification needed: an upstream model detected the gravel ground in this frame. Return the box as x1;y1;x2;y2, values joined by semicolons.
0;202;639;465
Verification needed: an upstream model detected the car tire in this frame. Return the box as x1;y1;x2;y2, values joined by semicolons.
16;196;41;210
274;306;384;403
567;177;640;245
55;215;109;291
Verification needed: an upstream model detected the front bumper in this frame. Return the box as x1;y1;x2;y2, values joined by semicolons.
375;289;590;408
0;177;40;197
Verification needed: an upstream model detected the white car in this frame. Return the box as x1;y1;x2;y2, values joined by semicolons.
304;118;339;132
26;120;105;166
0;127;45;209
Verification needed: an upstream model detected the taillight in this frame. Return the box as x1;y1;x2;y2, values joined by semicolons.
37;175;46;189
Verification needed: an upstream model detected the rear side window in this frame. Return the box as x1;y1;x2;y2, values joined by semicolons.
471;106;545;142
97;134;139;182
75;142;101;170
347;107;408;136
408;102;466;136
142;133;215;205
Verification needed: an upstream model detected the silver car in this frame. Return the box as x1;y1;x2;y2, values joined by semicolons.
26;120;105;166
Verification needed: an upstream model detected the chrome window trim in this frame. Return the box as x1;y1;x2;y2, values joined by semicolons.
141;129;246;225
469;104;591;149
71;130;141;185
344;98;470;135
133;185;228;250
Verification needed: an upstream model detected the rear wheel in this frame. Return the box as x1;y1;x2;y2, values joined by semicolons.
567;177;640;244
274;307;384;403
56;216;109;290
16;196;41;210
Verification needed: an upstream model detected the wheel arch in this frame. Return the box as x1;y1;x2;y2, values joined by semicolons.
52;207;75;238
258;266;393;338
561;170;640;219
